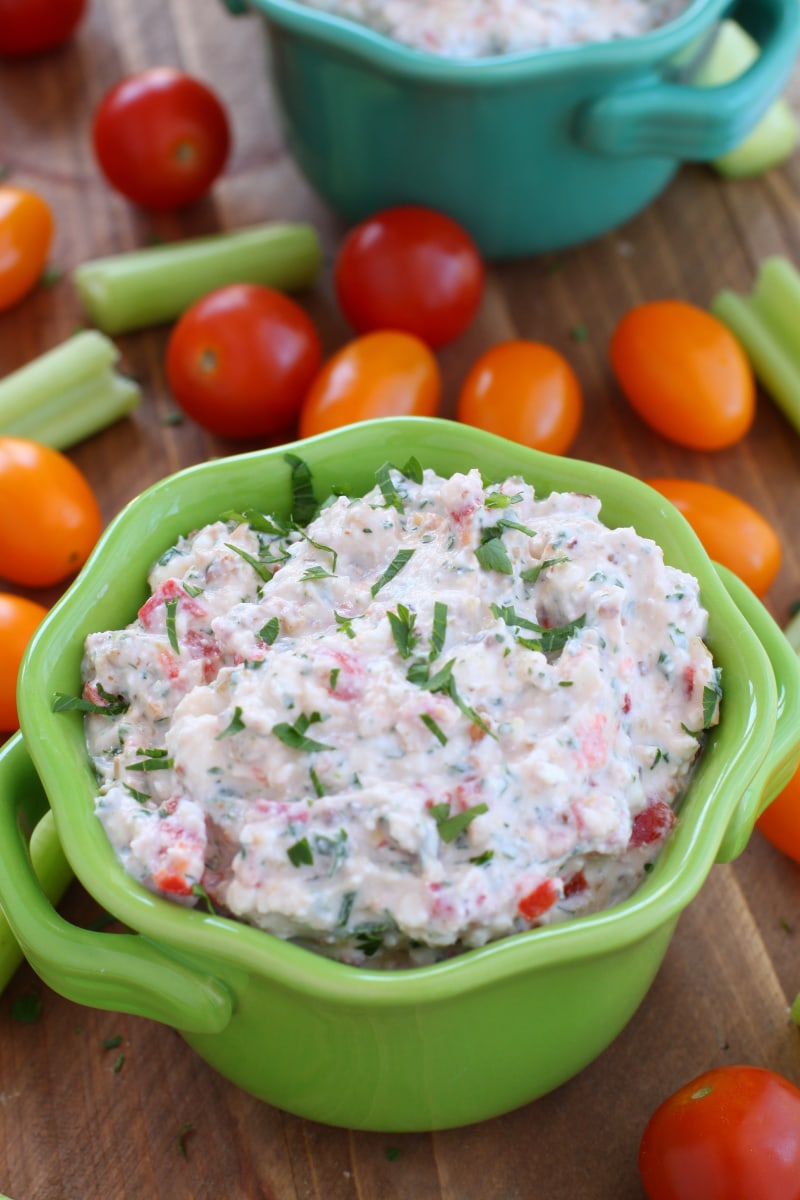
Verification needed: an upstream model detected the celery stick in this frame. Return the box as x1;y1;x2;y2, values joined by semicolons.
785;610;800;656
0;810;72;994
74;221;322;335
0;330;140;450
711;288;800;435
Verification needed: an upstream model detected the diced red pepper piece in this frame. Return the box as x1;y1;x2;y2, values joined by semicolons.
629;800;675;848
518;878;559;921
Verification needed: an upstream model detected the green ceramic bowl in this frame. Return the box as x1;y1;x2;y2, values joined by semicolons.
220;0;800;257
1;418;798;1132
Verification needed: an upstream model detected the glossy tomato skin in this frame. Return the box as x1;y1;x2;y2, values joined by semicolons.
757;762;800;863
0;0;86;56
639;1065;800;1200
334;205;484;349
0;438;102;587
166;283;322;439
457;339;582;455
0;186;54;311
610;300;755;450
646;477;781;597
298;331;441;438
0;594;48;731
92;67;230;209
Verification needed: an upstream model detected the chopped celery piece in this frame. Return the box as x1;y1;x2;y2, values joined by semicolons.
0;810;72;995
693;20;798;177
786;610;800;656
712;258;800;436
0;330;140;450
74;221;322;335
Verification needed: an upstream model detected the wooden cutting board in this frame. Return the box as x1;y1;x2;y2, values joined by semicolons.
1;2;800;1197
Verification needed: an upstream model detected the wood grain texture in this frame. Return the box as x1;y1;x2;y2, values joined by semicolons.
1;3;800;1197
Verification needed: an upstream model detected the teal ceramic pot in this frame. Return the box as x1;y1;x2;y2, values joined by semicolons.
1;420;799;1131
219;0;799;258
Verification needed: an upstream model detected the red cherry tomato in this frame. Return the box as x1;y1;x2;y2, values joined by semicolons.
333;205;484;349
298;331;441;438
646;477;781;597
0;0;86;56
757;761;800;863
0;185;54;312
456;339;583;455
92;67;231;209
0;594;48;731
639;1065;800;1200
165;283;322;439
610;300;755;450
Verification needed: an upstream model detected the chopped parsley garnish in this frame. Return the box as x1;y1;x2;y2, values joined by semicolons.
216;706;246;739
520;556;569;584
490;603;585;654
302;564;335;581
191;882;216;914
334;612;358;639
258;616;280;644
387;603;420;659
420;712;448;745
165;596;180;653
288;837;313;867
221;507;288;536
371;548;415;596
354;919;393;957
385;1147;402;1162
315;829;348;876
182;582;204;598
496;517;536;537
129;748;174;772
429;600;447;660
429;801;489;843
337;890;356;927
309;767;325;798
284;452;318;525
469;849;494;866
329;667;340;690
375;461;404;511
703;668;722;729
474;533;512;575
112;1053;125;1074
484;491;523;509
400;456;423;483
52;683;129;716
102;1035;123;1050
272;711;333;753
124;783;150;804
407;657;492;737
225;542;279;582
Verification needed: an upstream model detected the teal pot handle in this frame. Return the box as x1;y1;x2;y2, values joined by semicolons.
714;567;800;863
0;733;233;1034
578;0;800;160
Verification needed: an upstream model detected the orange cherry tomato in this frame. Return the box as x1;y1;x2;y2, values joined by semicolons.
298;331;441;438
0;185;54;312
0;593;48;731
456;339;582;455
646;477;781;597
757;761;800;863
610;300;755;450
0;437;103;587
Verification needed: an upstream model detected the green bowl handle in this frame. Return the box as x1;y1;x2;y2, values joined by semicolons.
0;733;233;1034
713;567;800;863
577;0;800;161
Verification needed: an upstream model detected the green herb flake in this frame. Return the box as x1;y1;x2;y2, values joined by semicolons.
484;491;523;509
273;711;333;753
288;837;314;867
102;1035;123;1050
385;1147;402;1162
334;612;357;639
400;456;423;483
420;712;448;745
177;1122;194;1158
124;783;150;804
520;556;569;585
387;603;420;659
329;667;341;690
310;767;325;798
475;536;512;575
429;801;489;844
429;600;448;660
375;461;405;512
703;668;723;729
53;683;129;716
469;849;494;866
216;706;246;739
112;1053;126;1074
284;453;318;525
191;882;216;914
182;582;204;598
258;616;280;644
225;542;275;582
165;596;180;654
129;749;174;772
12;992;42;1023
302;565;335;581
371;548;415;596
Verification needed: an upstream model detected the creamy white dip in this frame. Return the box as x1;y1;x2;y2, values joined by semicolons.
82;465;719;968
295;0;692;57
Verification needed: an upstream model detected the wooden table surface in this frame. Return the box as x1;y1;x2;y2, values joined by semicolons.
2;2;800;1197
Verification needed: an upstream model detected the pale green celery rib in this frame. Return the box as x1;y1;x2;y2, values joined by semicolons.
785;610;800;655
711;257;800;435
74;221;323;335
0;330;140;450
0;811;72;995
